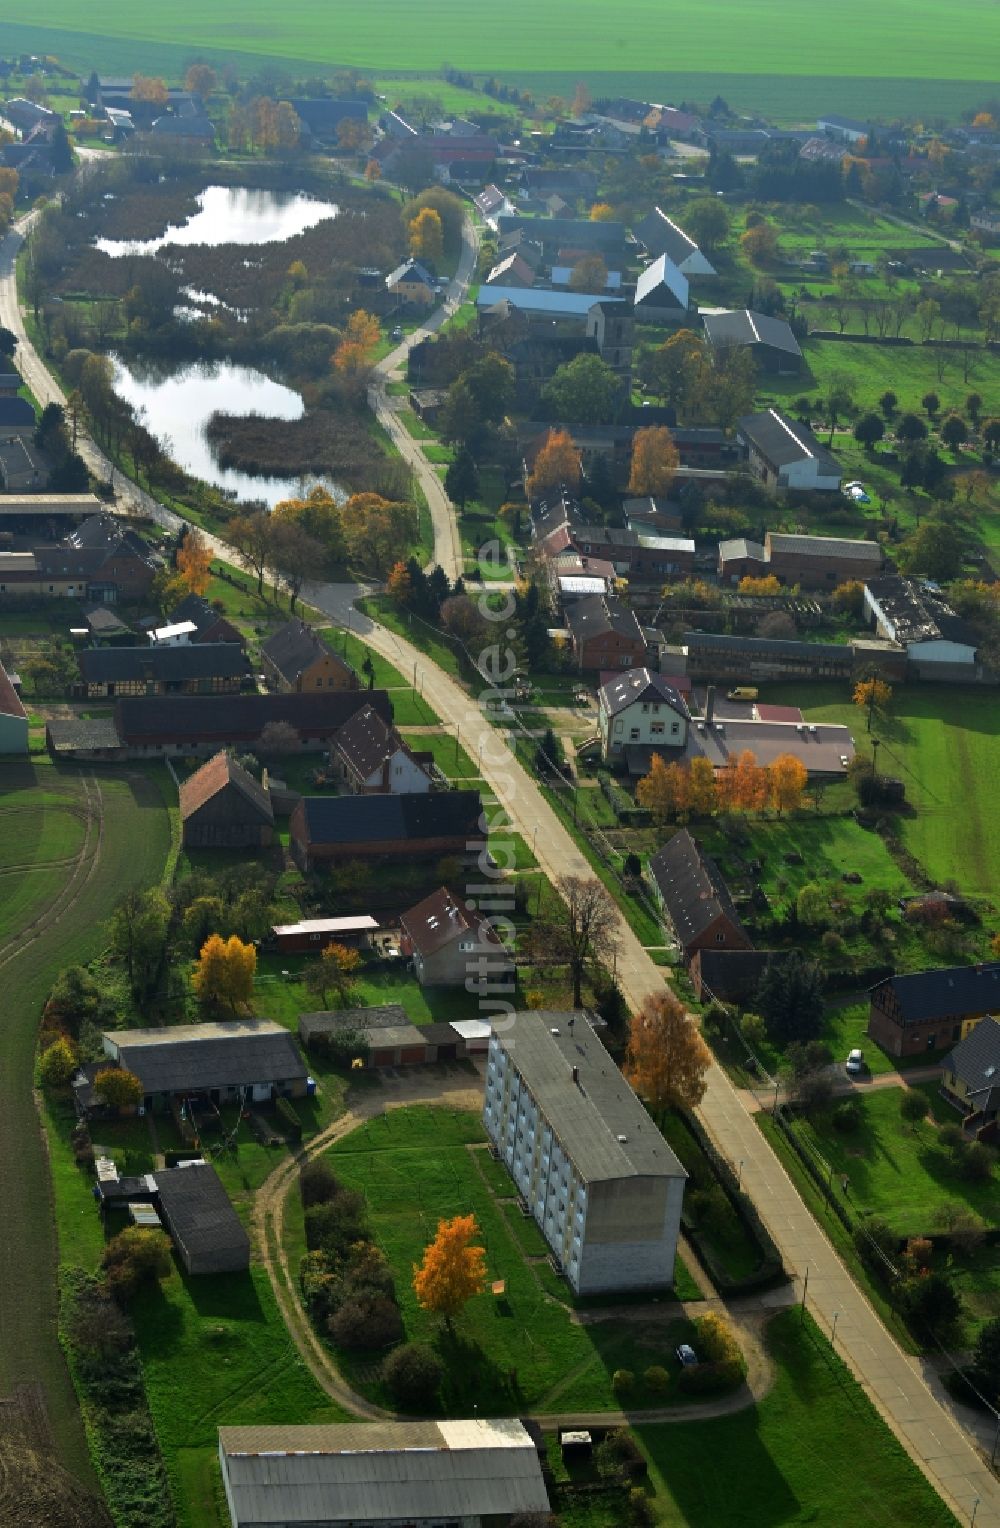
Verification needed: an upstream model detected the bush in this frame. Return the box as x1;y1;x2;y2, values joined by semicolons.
328;1292;403;1350
304;1190;367;1256
612;1367;636;1398
276;1095;302;1141
382;1342;444;1408
852;1216;898;1272
693;1311;741;1365
643;1364;670;1395
938;1123;966;1154
101;1227;173;1303
300;1159;340;1208
678;1358;745;1395
959;1142;996;1182
595;1427;645;1478
896;1270;962;1337
628;1486;656;1527
900;1090;930;1125
831;1098;863;1133
38;1035;79;1088
932;1202;986;1254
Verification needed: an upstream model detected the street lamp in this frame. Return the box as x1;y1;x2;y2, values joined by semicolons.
737;1159;745;1192
871;736;881;781
971;1499;980;1528
831;1311;840;1345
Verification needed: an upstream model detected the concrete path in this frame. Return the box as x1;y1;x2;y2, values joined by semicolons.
366;214;479;584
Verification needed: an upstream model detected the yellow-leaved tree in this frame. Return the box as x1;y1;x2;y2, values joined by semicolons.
408;206;444;263
625;990;712;1114
767;753;808;816
193;933;257;1012
526;428;581;498
628;425;679;497
176;528;213;596
413;1213;487;1327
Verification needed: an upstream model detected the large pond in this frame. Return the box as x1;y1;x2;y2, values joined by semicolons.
95;184;339;257
112;355;332;509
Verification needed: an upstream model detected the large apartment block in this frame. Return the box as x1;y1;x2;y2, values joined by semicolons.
483;1011;686;1294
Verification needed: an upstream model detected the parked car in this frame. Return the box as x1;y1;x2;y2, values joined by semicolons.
391;325;403;340
843;480;871;503
846;1048;865;1075
676;1343;699;1367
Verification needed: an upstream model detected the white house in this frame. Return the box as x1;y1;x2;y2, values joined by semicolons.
597;666;690;763
864;576;978;674
400;885;511;988
737;409;843;493
148;620;197;647
330;702;434;795
633;253;690;319
483;1011;687;1295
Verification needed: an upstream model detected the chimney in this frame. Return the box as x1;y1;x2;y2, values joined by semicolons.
705;684;715;725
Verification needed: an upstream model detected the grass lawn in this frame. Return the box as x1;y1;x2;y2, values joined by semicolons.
253;954;483;1029
622;1310;958;1527
362;595;466;680
132;1267;349;1528
324;1107;703;1414
765;337;1000;418
793;1086;998;1237
401;727;481;781
763;682;1000;896
934;1240;1000;1345
1;761;172;1481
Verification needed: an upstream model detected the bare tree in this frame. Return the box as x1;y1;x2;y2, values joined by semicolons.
229;510;273;596
268;518;326;612
531;875;619;1007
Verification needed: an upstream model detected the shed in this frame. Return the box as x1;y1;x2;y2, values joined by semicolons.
154;1162;250;1275
272;916;378;953
179;751;274;850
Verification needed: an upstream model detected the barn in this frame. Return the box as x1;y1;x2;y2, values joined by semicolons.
179;751;275;849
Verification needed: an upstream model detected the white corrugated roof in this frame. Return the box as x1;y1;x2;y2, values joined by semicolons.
272;916;379;937
219;1418;550;1524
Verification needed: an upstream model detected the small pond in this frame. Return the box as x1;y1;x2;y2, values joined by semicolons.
95;184;339;257
111;354;334;508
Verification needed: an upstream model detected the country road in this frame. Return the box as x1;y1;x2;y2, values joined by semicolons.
4;191;1000;1525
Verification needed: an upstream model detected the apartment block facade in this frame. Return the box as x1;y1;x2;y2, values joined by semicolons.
482;1012;686;1295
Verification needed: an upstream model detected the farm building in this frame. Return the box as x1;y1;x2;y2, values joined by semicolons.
718;529;882;588
178;751;274;850
0;658;28;755
649;830;753;965
736;410;843;494
271;916;379;954
867;963;1000;1058
400;885;510;988
289;790;483;870
684;630;860;683
690;948;785;1004
154;1163;250;1275
76;643;251;699
261;621;358;693
48;689;393;760
634;207;717;275
330;702;435;794
169;593;245;648
632;253;690;320
94;1019;308;1113
564;594;648;672
299;1004;469;1067
483;1011;686;1295
702;309;802;374
863;577;979;677
218;1418;551;1528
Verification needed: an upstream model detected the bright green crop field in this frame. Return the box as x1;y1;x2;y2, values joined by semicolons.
1;0;997;120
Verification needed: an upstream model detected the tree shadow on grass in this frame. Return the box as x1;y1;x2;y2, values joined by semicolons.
185;1268;266;1324
635;1408;801;1527
436;1325;520;1415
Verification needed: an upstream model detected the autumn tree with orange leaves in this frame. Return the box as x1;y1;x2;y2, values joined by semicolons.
413;1214;487;1326
527;428;581;497
636;755;688;823
176;528;213;596
192;933;257;1012
628;425;679;497
625;990;712;1115
718;749;768;815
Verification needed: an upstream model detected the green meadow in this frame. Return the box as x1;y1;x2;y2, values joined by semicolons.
1;0;997;120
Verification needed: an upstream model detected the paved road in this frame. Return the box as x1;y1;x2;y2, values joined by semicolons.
366;213;479;583
7;200;1000;1521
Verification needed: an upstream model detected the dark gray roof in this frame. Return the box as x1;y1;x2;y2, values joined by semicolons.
169;593;235;636
634;207;710;266
0;397;36;427
944;1016;1000;1094
149;113;215;139
107;1019;307;1093
332;702;416;781
649;829;748;948
768;531;881;564
46;716;121;754
299;1004;409;1042
387;258;434;287
115;690;390;745
491;1012;685;1184
298;790;482;847
598;667;689;720
496;215;626;252
871;963;1000;1024
78;643;250;684
738;409;841;473
66;513;152;558
262;621;349;685
683;630;848;662
703;310;802;358
154;1163;250;1266
289;98;369;131
564;593;645;647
